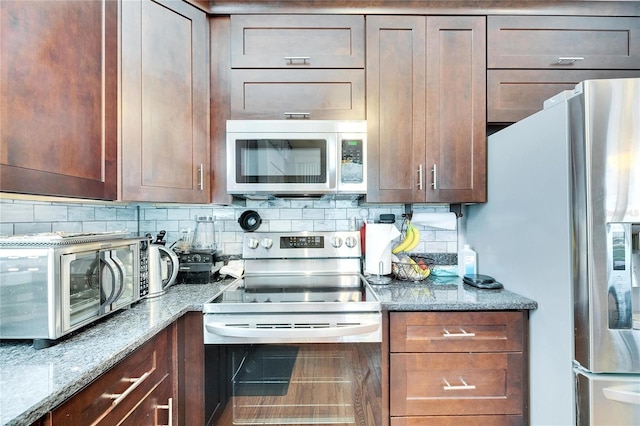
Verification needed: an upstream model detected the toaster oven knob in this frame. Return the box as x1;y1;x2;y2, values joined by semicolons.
331;237;343;248
260;238;273;249
345;236;358;248
247;237;259;249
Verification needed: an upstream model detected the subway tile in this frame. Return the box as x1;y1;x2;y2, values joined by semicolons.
280;209;303;220
94;208;118;221
15;222;52;234
68;206;95;221
301;209;324;220
0;223;14;235
116;208;137;221
0;204;35;223
34;205;67;222
167;208;192;220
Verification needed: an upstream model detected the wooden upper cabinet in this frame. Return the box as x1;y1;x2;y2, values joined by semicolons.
488;16;640;123
230;15;365;69
366;16;427;203
229;14;365;120
488;16;640;69
120;0;210;203
366;15;486;204
425;16;486;203
0;0;118;200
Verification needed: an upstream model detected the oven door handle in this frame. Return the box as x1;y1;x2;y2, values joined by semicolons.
205;321;380;339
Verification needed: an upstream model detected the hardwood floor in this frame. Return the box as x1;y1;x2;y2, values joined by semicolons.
215;343;381;425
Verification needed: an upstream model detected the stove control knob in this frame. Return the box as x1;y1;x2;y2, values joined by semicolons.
331;237;343;248
345;236;358;248
247;237;259;249
260;238;273;249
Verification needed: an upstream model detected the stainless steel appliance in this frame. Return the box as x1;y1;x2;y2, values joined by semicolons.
226;120;367;196
203;231;382;425
466;78;640;425
0;233;145;348
146;242;179;297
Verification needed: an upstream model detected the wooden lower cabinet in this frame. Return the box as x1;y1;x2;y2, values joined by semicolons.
48;327;175;425
386;311;528;425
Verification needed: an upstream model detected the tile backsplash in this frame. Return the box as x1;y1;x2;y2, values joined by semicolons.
0;197;458;255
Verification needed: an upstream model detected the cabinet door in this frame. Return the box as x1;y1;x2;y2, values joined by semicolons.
366;16;486;203
121;0;209;203
425;16;486;203
488;69;640;123
488;16;640;69
116;375;173;426
51;328;172;425
230;15;364;68
390;352;524;416
231;69;365;120
366;16;427;203
0;0;117;200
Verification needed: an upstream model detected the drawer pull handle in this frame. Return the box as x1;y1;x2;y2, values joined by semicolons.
443;377;476;391
285;56;310;64
284;112;310;119
442;328;476;338
555;57;584;65
105;371;151;406
157;397;173;426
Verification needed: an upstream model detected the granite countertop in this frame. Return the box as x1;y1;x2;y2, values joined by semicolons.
372;274;538;311
0;277;536;426
0;281;229;426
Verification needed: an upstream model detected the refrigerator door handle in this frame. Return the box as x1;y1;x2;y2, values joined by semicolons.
603;386;640;405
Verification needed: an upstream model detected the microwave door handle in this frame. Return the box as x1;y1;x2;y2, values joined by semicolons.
99;251;118;314
109;251;126;303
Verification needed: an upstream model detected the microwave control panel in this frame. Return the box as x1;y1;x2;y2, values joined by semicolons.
341;139;364;183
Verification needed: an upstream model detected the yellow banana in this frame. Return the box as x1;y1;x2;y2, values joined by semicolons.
405;225;420;252
392;223;414;254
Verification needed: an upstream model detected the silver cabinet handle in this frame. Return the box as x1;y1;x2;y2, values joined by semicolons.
198;164;204;191
285;56;310;64
104;371;151;406
442;328;476;338
157;397;173;426
284;112;310;119
431;164;437;189
555;57;584;65
443;377;476;391
417;164;423;190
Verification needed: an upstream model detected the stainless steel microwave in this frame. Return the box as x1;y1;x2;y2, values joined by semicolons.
226;120;367;196
0;235;145;348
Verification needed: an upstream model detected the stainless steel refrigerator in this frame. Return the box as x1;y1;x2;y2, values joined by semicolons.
466;78;640;425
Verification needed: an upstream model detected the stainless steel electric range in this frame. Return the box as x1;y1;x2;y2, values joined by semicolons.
204;231;381;344
202;231;382;425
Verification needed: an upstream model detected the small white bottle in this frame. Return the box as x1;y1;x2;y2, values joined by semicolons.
458;244;477;277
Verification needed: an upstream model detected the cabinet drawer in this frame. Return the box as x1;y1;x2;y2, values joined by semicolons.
101;373;172;426
230;69;365;119
231;15;364;68
488;69;640;123
389;311;524;353
390;415;524;426
488;16;640;69
51;329;170;425
390;352;524;416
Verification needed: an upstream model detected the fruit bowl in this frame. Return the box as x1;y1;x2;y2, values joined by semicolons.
392;254;434;281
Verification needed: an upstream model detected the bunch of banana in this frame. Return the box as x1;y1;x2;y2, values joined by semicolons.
392;221;421;254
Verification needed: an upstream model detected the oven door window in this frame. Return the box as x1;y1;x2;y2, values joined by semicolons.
213;343;381;425
62;252;102;331
235;139;327;184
